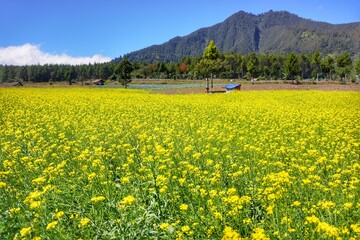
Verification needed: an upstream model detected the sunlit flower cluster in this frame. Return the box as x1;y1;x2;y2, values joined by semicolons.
0;88;359;239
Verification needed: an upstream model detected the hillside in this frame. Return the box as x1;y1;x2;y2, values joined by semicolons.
124;10;360;63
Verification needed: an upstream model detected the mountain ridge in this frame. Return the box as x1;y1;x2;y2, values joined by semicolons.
123;10;360;63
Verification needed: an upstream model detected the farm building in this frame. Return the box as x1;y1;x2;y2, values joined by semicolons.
92;79;105;86
1;82;23;87
225;83;241;92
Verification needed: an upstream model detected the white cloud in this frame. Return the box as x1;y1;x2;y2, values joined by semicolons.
0;43;112;66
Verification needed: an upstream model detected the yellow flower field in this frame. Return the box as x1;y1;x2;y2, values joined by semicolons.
0;88;359;239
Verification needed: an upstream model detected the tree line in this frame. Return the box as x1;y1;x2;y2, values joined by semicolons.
1;43;360;84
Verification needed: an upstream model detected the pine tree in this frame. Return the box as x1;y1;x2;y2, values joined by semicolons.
336;52;352;81
196;40;220;92
284;52;301;81
115;57;133;88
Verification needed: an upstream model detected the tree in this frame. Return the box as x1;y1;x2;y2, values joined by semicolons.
203;40;220;61
221;53;242;79
1;65;9;82
180;63;188;73
258;54;272;80
99;63;113;80
87;63;95;79
283;52;301;81
166;62;176;79
245;53;259;80
320;55;335;80
269;55;282;80
7;66;16;81
354;60;360;81
311;50;321;80
140;63;152;79
16;66;28;82
298;53;312;79
65;66;76;85
114;57;133;88
233;54;244;79
195;40;220;92
157;62;167;78
336;52;352;81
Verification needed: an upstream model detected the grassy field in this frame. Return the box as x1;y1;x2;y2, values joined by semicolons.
5;79;360;93
0;88;359;239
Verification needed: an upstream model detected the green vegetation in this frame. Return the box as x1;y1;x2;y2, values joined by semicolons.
195;40;221;92
126;10;360;63
1;49;359;84
336;52;353;81
283;53;302;81
112;57;133;88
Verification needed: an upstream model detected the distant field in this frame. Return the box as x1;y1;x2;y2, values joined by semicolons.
1;88;359;239
4;79;360;93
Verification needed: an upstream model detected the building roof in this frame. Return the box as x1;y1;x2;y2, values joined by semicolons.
92;79;104;83
225;83;241;90
1;82;23;87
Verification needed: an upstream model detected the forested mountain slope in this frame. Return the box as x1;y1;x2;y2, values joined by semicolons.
124;10;360;63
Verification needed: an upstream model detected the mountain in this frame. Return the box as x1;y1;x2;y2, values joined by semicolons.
124;10;360;63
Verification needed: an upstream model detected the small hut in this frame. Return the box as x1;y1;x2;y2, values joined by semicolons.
92;79;104;86
1;82;23;87
225;83;241;92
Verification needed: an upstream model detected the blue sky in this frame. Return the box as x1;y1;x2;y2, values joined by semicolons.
1;0;359;65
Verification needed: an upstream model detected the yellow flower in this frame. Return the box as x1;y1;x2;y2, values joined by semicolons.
343;202;352;210
292;201;301;207
2;87;359;240
243;218;251;224
20;227;31;236
350;224;360;234
192;152;202;159
160;223;170;230
180;204;188;211
206;159;213;166
8;207;20;217
341;226;350;235
30;201;42;210
24;190;42;204
54;211;65;219
200;188;207;196
214;211;223;220
79;217;91;227
251;228;270;240
181;225;190;233
318;200;336;210
209;190;218;197
227;188;237;195
178;178;186;185
32;176;47;185
305;215;320;224
267;193;276;200
46;221;58;231
87;172;96;181
316;221;339;237
159;186;167;193
121;176;130;183
91;196;106;203
281;216;292;225
222;226;240;240
266;204;274;215
118;195;136;208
